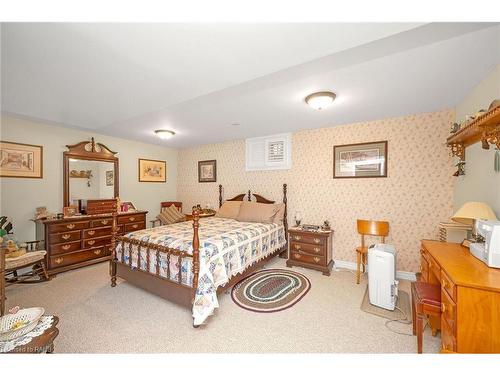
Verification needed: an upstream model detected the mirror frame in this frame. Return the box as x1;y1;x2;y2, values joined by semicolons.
63;137;119;207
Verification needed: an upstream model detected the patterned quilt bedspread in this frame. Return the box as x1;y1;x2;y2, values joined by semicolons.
115;217;286;325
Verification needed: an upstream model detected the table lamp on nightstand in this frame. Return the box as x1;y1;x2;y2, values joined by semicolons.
451;201;498;247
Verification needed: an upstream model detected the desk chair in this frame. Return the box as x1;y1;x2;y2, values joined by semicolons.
150;201;184;227
411;281;441;353
355;219;389;284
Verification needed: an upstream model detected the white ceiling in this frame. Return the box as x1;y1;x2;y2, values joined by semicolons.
2;23;499;148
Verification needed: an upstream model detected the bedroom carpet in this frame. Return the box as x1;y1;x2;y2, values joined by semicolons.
5;258;441;353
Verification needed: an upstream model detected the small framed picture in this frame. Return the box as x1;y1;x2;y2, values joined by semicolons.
0;141;43;178
63;205;78;217
138;158;166;182
198;160;217;183
333;141;387;178
105;170;114;186
121;201;136;212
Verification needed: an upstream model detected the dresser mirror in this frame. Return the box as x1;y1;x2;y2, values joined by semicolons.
63;137;119;208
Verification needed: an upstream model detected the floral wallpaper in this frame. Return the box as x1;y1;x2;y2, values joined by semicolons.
178;110;455;272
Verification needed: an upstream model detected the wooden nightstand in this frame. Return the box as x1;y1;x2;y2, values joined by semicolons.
286;228;333;276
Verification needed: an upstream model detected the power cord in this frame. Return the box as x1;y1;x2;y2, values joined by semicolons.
384;298;415;336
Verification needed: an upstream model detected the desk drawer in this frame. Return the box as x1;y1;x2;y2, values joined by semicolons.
124;221;145;233
290;250;326;266
51;240;81;255
420;256;429;282
83;227;112;238
49;230;81;244
118;214;145;224
290;241;325;256
441;271;456;302
428;255;441;281
91;218;113;227
441;319;456;353
441;288;456;333
289;233;325;246
48;221;89;233
50;247;110;269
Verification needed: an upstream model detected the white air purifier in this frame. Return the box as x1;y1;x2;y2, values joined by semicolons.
368;244;398;311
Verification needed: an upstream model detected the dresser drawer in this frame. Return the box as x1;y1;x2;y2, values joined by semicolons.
118;214;145;224
290;251;326;266
50;247;110;269
441;271;456;301
289;232;325;246
49;230;81;244
83;236;111;249
91;218;113;227
124;221;145;233
441;288;456;333
51;240;81;255
48;221;89;233
83;226;112;238
290;241;325;256
441;319;456;353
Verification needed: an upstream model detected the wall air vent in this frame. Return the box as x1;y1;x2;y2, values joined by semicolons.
245;133;292;171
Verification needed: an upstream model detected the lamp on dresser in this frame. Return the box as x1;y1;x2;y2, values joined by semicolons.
451;201;497;246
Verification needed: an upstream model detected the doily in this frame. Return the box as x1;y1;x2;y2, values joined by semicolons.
0;315;54;353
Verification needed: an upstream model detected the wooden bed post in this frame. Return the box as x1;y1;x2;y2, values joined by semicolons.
218;184;223;208
192;209;200;327
280;183;288;259
247;190;251;201
110;197;118;287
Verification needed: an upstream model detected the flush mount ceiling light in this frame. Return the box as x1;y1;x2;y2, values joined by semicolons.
154;129;176;140
305;91;336;110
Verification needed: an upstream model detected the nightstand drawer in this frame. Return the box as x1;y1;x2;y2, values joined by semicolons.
290;241;325;256
290;251;326;266
289;233;325;246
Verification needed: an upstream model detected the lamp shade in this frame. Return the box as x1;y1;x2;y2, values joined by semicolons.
451;201;498;225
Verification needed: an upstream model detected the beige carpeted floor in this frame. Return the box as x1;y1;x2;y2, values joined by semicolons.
6;258;441;353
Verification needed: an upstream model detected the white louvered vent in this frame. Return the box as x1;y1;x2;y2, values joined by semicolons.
246;133;292;171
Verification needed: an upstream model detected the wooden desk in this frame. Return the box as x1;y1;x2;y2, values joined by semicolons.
420;240;500;353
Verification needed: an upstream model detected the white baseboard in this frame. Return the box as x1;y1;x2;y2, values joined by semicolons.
333;259;416;281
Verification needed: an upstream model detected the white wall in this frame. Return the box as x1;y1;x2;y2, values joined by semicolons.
0;114;178;240
453;64;500;217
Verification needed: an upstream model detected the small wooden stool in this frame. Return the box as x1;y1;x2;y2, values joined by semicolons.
411;281;441;353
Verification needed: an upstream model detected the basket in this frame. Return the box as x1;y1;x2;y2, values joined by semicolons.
0;307;45;342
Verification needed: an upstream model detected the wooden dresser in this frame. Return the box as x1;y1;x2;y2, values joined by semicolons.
286;228;333;275
420;240;500;353
35;211;147;275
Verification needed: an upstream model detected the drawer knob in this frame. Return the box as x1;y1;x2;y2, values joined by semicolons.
132;224;138;229
88;230;95;236
442;280;448;288
88;240;96;246
294;244;301;250
441;303;446;313
62;234;71;240
62;244;71;250
93;249;101;255
101;220;109;225
313;238;321;244
314;247;321;253
66;224;75;229
129;217;135;221
313;257;320;263
293;235;301;241
294;253;301;259
55;257;64;264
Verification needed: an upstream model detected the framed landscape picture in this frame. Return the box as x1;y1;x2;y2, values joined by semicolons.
105;170;114;186
138;158;166;182
333;141;387;178
198;160;217;183
0;141;43;178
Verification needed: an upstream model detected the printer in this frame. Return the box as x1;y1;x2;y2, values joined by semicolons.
469;220;500;268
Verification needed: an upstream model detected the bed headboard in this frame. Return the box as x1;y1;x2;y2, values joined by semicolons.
218;184;288;240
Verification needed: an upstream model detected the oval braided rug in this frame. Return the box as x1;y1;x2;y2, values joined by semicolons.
231;269;311;313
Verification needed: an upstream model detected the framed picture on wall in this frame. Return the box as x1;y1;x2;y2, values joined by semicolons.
0;141;43;178
198;160;217;183
333;141;387;178
105;170;114;186
138;158;166;182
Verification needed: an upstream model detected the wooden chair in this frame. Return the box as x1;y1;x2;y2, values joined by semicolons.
411;281;441;353
355;219;389;284
150;201;184;227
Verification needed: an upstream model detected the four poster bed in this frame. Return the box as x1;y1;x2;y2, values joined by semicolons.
110;183;288;327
